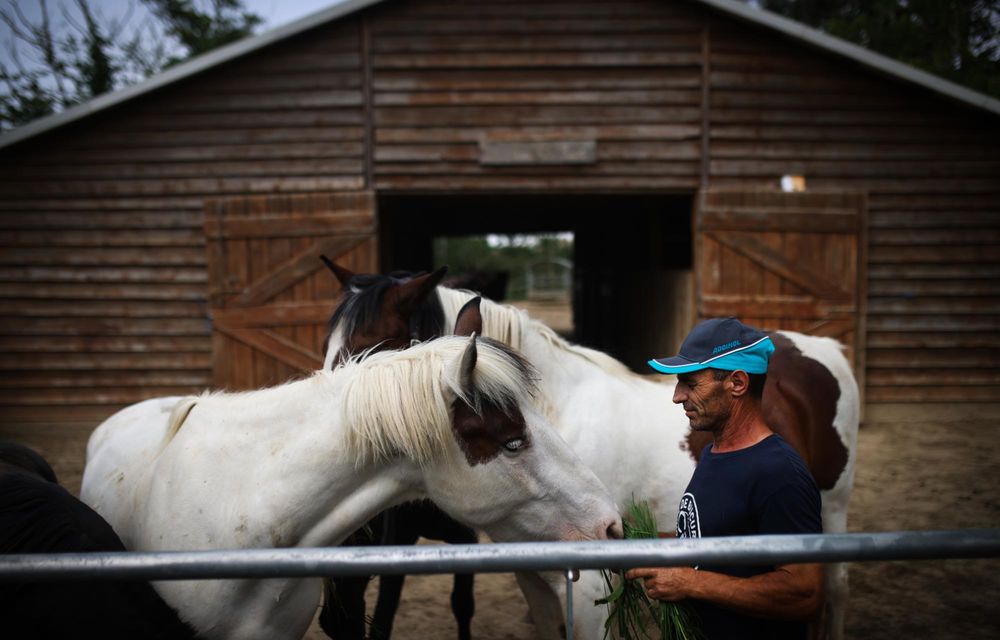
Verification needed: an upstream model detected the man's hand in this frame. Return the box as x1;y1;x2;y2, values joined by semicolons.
624;567;698;602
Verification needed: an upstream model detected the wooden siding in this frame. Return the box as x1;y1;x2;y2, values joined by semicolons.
0;20;367;423
1;0;998;424
368;0;704;190
706;18;1000;403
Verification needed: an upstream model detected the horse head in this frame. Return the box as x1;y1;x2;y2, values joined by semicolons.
321;257;447;369
429;297;623;543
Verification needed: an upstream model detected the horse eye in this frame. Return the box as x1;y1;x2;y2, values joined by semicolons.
503;438;525;453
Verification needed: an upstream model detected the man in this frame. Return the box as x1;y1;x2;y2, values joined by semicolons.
627;317;823;640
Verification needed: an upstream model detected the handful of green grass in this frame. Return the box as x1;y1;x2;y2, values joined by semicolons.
595;500;701;640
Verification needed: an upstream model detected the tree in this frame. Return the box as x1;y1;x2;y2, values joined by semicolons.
0;0;262;132
757;0;1000;99
141;0;261;64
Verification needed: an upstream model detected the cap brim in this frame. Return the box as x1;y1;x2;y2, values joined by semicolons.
647;358;709;374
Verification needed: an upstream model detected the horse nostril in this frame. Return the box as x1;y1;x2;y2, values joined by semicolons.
607;517;624;540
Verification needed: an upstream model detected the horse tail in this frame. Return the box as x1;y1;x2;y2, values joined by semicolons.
162;396;199;449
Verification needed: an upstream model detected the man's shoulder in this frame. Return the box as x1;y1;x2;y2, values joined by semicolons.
751;436;818;492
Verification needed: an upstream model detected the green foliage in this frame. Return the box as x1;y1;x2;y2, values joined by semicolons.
597;500;701;640
1;0;262;132
434;234;572;300
71;0;117;99
142;0;262;63
758;0;1000;99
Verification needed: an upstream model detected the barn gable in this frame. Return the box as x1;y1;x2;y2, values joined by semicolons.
1;0;998;424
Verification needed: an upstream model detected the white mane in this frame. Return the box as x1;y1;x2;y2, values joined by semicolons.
336;335;537;467
158;336;535;469
436;287;634;379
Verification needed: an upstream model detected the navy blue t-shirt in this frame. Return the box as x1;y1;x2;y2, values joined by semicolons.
675;434;822;640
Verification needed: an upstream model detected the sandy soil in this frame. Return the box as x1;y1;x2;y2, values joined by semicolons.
3;411;998;640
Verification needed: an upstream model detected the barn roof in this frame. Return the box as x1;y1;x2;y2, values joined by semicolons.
2;0;999;150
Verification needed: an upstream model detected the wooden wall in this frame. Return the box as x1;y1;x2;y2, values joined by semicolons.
0;21;366;423
705;18;1000;404
367;0;705;190
0;0;997;424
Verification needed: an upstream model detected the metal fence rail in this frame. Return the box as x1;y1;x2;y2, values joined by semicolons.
3;529;999;583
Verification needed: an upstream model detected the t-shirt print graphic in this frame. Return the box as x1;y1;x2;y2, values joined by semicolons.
676;492;701;539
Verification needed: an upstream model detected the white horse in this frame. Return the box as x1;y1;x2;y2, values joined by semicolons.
82;322;623;640
323;271;859;640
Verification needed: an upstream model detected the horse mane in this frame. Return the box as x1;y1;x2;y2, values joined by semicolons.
161;396;200;450
436;287;635;379
336;335;537;467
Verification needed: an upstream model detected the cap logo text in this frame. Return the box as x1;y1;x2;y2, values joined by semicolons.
712;340;740;354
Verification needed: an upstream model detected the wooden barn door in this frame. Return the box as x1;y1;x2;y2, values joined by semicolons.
695;190;867;389
204;192;377;391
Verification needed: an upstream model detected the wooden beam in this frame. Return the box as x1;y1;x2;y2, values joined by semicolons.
699;209;858;233
204;212;374;239
213;325;323;372
211;302;333;328
229;236;367;308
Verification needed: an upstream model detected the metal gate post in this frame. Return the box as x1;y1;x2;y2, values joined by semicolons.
565;569;575;640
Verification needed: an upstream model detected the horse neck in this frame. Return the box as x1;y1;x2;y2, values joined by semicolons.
164;376;424;549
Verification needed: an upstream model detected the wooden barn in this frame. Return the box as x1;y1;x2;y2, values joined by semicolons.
1;0;998;427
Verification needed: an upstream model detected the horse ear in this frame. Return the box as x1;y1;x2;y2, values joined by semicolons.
459;332;478;393
454;296;482;337
320;255;354;286
394;266;448;313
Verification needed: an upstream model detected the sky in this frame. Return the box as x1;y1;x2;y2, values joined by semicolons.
0;0;348;74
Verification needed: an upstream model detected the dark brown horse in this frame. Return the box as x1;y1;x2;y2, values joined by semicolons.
0;442;198;640
318;260;477;640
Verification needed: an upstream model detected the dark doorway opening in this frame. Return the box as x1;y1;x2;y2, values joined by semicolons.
378;193;694;370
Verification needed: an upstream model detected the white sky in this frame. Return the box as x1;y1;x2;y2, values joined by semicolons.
1;0;347;71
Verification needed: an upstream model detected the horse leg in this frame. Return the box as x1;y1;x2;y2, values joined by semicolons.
514;571;566;640
817;498;851;640
438;518;478;640
370;510;418;640
451;572;475;640
319;518;384;640
319;576;370;640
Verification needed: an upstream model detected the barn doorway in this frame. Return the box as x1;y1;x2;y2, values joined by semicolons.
377;193;694;370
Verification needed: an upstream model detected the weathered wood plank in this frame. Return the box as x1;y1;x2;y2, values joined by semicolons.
0;266;207;284
6;230;203;247
0;283;206;301
376;89;701;106
374;105;703;126
0;370;211;388
204;215;374;240
0;336;210;352
699;209;857;233
375;124;702;143
866;386;1000;402
0;352;211;370
373;68;702;91
0;246;205;267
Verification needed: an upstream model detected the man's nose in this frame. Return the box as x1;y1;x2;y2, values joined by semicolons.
672;385;686;404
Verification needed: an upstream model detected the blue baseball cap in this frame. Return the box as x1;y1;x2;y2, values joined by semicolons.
648;317;774;375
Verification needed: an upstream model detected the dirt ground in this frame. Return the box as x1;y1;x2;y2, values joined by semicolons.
2;407;998;640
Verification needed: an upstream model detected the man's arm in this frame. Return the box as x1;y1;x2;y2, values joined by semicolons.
625;562;824;621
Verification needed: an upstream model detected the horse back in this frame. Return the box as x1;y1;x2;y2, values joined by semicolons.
762;332;855;491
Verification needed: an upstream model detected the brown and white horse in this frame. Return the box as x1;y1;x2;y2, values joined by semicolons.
322;262;859;640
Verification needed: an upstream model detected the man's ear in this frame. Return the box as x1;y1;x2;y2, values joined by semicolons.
728;370;751;398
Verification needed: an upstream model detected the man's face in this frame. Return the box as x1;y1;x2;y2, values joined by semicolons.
672;369;732;432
